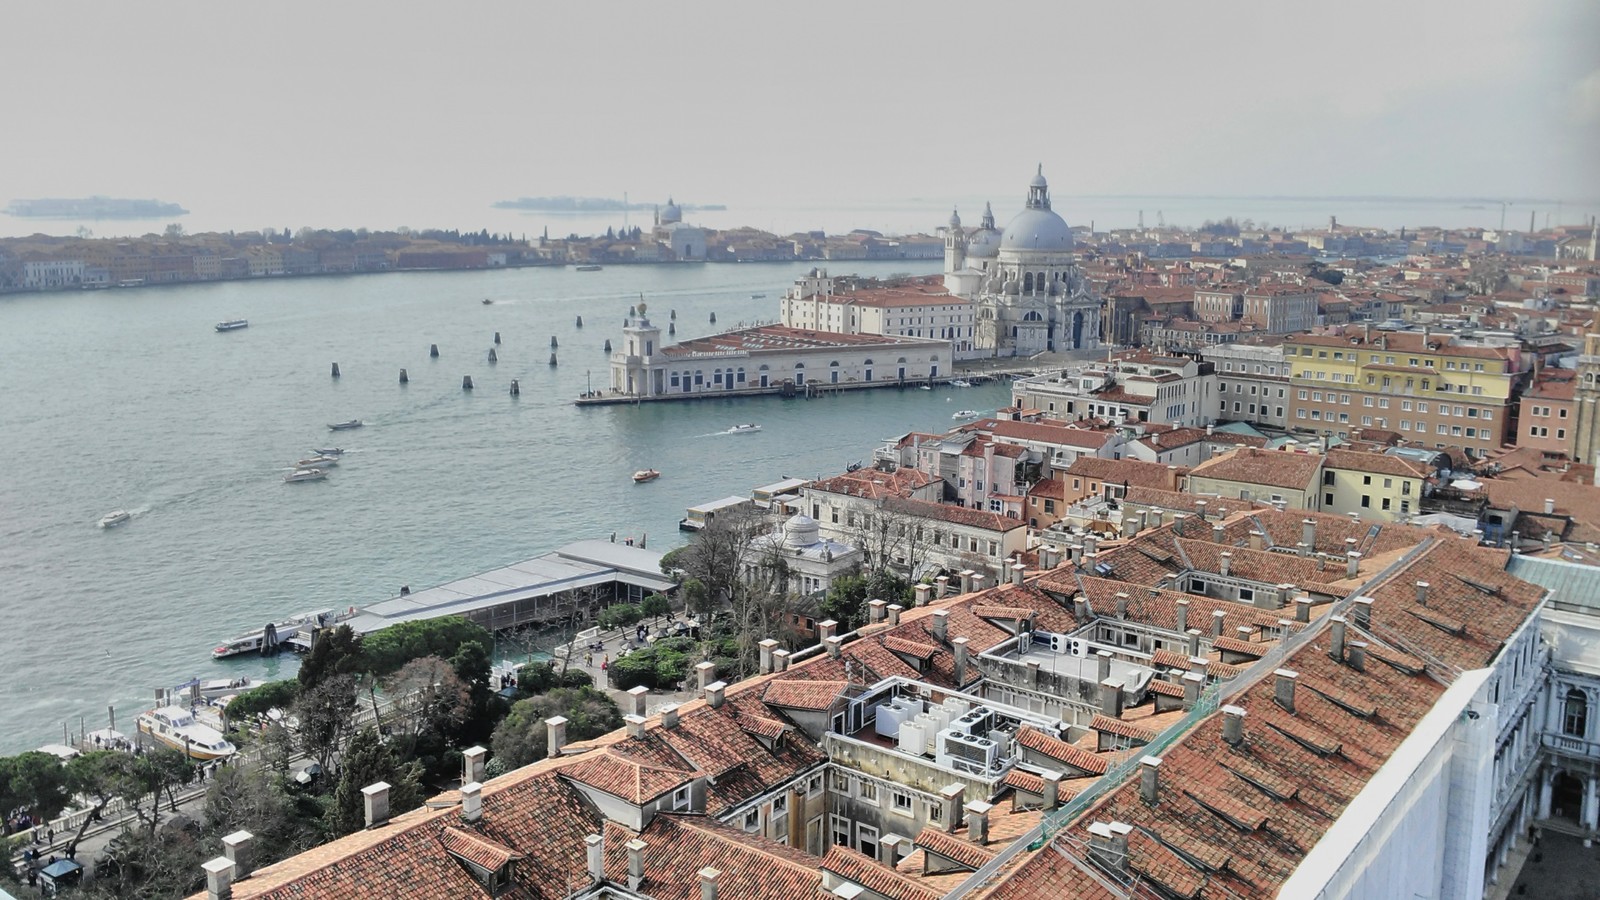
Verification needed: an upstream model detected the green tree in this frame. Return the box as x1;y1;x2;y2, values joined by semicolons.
63;751;141;856
297;625;364;689
0;751;71;824
384;656;470;745
361;618;494;678
294;674;360;774
490;687;622;769
325;728;423;837
597;603;642;631
203;765;320;862
821;574;871;630
641;593;671;622
226;679;300;721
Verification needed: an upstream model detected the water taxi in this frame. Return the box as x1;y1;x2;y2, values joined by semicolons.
575;265;602;272
951;379;973;388
311;447;344;457
284;468;327;483
214;319;249;332
296;455;341;469
481;298;494;305
136;706;236;761
98;509;132;528
327;420;364;431
953;409;980;420
633;469;661;483
726;423;761;434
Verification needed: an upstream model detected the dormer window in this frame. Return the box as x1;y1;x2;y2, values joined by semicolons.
673;786;690;810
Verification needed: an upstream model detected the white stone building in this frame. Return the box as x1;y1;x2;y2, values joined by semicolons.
1011;350;1220;428
780;272;978;359
746;514;862;598
1204;342;1292;429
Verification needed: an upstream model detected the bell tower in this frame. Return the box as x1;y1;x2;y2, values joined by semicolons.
944;207;966;274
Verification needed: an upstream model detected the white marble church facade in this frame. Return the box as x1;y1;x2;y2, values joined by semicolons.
942;168;1100;358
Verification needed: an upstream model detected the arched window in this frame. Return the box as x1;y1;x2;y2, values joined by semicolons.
1023;272;1034;292
1565;688;1589;737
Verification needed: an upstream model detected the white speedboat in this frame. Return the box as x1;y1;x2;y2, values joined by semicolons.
284;468;327;483
951;379;973;388
213;631;267;659
918;385;932;390
296;455;340;469
98;509;132;528
310;447;344;457
726;423;761;434
215;319;249;332
953;409;980;420
633;469;661;483
328;420;364;431
136;706;236;761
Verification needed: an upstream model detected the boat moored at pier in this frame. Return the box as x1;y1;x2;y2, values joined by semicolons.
136;706;236;761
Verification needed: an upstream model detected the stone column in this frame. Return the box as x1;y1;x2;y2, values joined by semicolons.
1539;769;1553;819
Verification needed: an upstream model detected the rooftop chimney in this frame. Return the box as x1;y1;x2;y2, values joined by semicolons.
869;599;888;623
546;716;569;758
1222;704;1246;747
700;864;726;896
1348;640;1367;672
1289;595;1309;624
1097;650;1113;683
1212;521;1226;545
1087;821;1133;873
628;684;649;717
463;745;487;785
1219;552;1233;578
1186;628;1202;658
1175;599;1190;634
1211;609;1227;637
1139;756;1163;805
222;830;254;881
886;604;903;626
940;784;966;834
1329;615;1347;662
1345;551;1361;578
1100;679;1125;718
971;573;987;592
1182;672;1205;708
759;638;779;675
1114;592;1130;619
1011;562;1026;586
1352;596;1374;629
818;620;839;642
695;660;716;691
1074;597;1092;619
1249;530;1265;551
932;609;949;642
1415;581;1430;606
966;800;992;845
1297;541;1310;558
461;781;483;824
1545;498;1556;515
1173;513;1188;536
586;834;605;883
626;838;647;890
1302;518;1317;552
1041;769;1064;810
914;583;933;606
662;704;680;729
825;636;843;659
203;857;235;900
1196;499;1208;522
959;570;975;594
362;781;391;829
706;681;727;709
772;649;790;672
936;575;951;598
953;637;970;685
1274;669;1299;714
625;713;647;738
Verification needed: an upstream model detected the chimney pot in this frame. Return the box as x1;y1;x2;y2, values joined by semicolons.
627;684;650;717
953;637;970;684
886;604;904;626
362;781;391;829
1181;672;1204;708
1114;592;1130;619
461;781;483;823
662;704;680;729
1329;615;1347;662
818;620;839;642
869;598;888;622
1211;609;1227;637
586;834;605;884
625;713;647;738
203;857;236;900
936;575;951;598
940;783;966;834
1096;650;1113;683
1222;704;1247;746
1348;640;1368;671
1545;498;1556;515
1415;581;1430;606
1274;668;1299;714
1212;521;1225;543
546;716;569;758
1352;596;1374;628
1345;551;1361;578
758;638;779;674
825;636;844;658
914;584;934;606
772;649;790;672
1100;679;1125;718
626;838;648;890
1139;756;1163;805
222;830;254;881
1219;551;1233;578
1196;499;1208;521
1185;628;1201;657
1302;518;1317;552
1249;530;1265;551
965;800;993;845
706;680;727;708
1011;562;1026;586
695;660;716;690
959;570;975;594
932;609;949;642
1041;769;1064;809
1175;599;1190;634
463;745;487;785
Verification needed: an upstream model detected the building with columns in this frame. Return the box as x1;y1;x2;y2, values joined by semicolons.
943;168;1101;358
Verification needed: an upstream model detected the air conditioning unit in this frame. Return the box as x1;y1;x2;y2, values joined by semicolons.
937;730;1002;772
1069;638;1089;659
897;720;928;756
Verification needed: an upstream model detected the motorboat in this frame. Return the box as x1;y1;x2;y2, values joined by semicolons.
918;385;932;390
212;609;346;660
328;420;364;431
481;298;494;305
575;265;602;272
213;631;267;659
98;509;132;528
172;677;254;702
136;706;236;761
633;469;661;483
284;468;327;483
951;379;973;388
311;447;344;457
296;455;340;469
750;293;766;299
953;409;980;420
214;319;249;332
726;423;761;434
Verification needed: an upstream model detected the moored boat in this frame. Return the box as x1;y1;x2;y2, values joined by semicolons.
951;379;973;388
296;455;340;469
214;319;249;332
284;468;327;483
212;631;267;659
136;706;236;761
576;265;602;272
98;509;132;528
328;420;364;431
633;469;661;483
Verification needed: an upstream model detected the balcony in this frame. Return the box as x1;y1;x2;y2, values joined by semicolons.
1542;732;1600;761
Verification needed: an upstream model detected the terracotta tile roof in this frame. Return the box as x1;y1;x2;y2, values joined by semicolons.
762;678;849;711
914;825;996;871
883;495;1027;533
1211;636;1267;658
972;604;1036;622
883;635;940;660
979;419;1115;449
820;845;945;900
811;467;940;500
1190;447;1323;492
603;814;825;900
1015;727;1110;775
1151;649;1193;670
439;825;522;870
559;749;697;804
1147;679;1187;698
1003;768;1047;794
737;714;791;742
1062;457;1188;490
1089;715;1159;743
1128;828;1206;899
1324;449;1429;478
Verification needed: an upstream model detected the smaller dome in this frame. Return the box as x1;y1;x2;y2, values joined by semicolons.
1029;164;1048;189
661;197;682;225
967;227;1002;259
783;514;820;549
948;207;961;229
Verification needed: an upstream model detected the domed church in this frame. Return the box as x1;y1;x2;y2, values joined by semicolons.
942;167;1100;357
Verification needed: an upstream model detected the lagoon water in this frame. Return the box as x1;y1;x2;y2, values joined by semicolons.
0;259;1028;753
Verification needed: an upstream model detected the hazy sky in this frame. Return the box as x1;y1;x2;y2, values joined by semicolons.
3;0;1597;231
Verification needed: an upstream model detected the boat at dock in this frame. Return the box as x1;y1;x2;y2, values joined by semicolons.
214;319;249;332
136;706;236;761
726;423;761;434
284;468;327;483
953;409;979;419
171;677;254;702
328;420;364;431
98;509;132;528
212;609;348;659
951;379;973;388
296;455;340;469
575;265;602;272
633;469;661;483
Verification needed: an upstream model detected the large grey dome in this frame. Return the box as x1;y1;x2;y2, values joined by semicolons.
999;207;1074;252
661;197;682;225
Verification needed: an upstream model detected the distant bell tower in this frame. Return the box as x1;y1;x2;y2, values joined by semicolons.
944;207;966;274
619;302;664;397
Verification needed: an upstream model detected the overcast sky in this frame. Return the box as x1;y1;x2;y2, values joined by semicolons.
3;0;1597;230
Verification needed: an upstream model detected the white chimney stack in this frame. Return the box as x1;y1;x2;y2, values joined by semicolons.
203;857;235;900
222;831;254;881
546;716;569;758
586;834;605;883
461;781;483;823
362;782;391;829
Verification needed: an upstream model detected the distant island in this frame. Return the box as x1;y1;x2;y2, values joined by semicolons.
4;197;189;219
492;195;725;213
